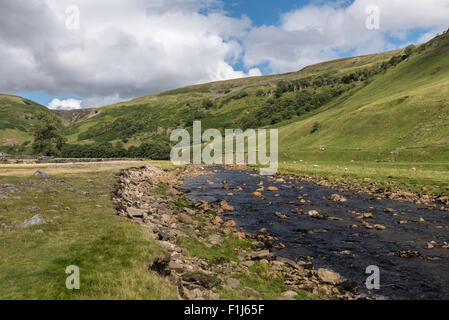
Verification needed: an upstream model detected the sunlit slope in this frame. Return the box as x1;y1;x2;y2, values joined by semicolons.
278;32;449;162
66;49;399;145
0;94;51;146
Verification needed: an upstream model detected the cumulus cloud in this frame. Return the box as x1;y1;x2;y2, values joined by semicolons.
80;94;123;109
243;0;449;72
48;98;82;110
0;0;260;108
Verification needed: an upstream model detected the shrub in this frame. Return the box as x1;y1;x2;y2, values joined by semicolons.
311;122;321;134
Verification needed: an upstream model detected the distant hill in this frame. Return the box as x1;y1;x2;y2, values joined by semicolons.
63;45;401;148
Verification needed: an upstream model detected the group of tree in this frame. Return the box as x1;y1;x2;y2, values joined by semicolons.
239;85;351;129
77;105;156;142
31;111;171;159
31;112;66;156
60;138;171;160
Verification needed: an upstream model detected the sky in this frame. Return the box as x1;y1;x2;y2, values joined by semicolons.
1;0;448;109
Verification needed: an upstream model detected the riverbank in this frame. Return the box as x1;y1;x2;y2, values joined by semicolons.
263;161;449;211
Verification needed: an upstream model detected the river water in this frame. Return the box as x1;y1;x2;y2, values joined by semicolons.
181;166;449;300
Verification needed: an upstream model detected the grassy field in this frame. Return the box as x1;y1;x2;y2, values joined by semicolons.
0;161;179;299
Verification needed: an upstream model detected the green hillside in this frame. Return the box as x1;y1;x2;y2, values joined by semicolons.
278;31;449;162
0;94;51;148
63;46;401;148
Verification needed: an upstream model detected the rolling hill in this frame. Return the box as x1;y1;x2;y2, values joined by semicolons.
278;31;449;162
0;94;51;147
1;28;448;163
63;46;402;147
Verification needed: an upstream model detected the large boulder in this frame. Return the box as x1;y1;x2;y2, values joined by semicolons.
250;249;272;260
19;214;47;228
126;207;147;217
220;200;235;212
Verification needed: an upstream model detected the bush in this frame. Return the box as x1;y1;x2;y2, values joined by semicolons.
202;99;214;110
255;89;265;97
311;122;321;134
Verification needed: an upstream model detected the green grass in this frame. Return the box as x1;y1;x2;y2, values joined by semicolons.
0;161;178;299
178;235;254;265
177;234;316;300
1;160;317;300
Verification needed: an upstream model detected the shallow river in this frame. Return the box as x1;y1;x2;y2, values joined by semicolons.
181;166;449;300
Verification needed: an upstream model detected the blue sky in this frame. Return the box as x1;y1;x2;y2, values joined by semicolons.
223;0;309;26
4;0;448;109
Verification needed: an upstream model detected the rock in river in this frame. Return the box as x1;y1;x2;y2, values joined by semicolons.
220;200;235;212
317;268;341;285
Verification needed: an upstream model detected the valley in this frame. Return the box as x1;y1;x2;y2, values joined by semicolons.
1;29;449;301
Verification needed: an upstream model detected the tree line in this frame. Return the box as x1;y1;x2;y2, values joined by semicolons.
31;111;171;160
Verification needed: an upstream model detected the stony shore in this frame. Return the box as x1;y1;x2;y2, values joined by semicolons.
112;164;361;300
280;171;449;212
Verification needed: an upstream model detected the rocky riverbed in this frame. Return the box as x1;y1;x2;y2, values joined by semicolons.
180;165;449;300
113;165;357;300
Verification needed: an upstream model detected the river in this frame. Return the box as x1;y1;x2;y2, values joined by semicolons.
181;166;449;300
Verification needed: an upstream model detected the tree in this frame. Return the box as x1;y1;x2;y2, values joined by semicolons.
32;112;66;156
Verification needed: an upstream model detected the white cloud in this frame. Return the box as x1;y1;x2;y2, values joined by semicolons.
243;0;449;72
48;94;126;110
48;98;82;110
0;0;260;107
80;94;123;109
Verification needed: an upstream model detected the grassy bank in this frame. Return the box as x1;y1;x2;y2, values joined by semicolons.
0;161;178;299
276;160;449;197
